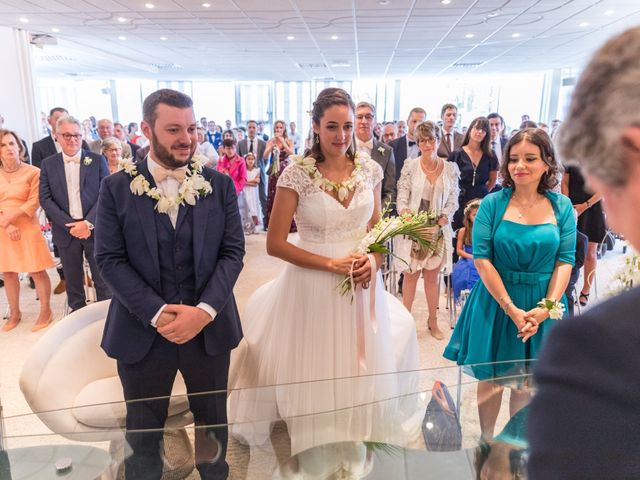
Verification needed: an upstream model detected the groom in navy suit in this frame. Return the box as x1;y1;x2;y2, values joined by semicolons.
95;89;244;479
39;115;111;311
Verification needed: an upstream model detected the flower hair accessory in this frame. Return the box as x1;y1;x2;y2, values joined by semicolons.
463;198;482;216
537;298;565;320
83;156;93;166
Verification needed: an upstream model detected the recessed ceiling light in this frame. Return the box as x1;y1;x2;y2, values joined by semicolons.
579;21;590;27
145;3;155;8
441;0;451;4
287;35;295;40
118;36;127;40
19;17;29;23
331;35;339;40
51;27;60;33
604;9;614;15
378;0;390;4
512;32;521;38
331;61;350;67
202;2;211;6
465;33;475;39
117;17;128;22
160;36;167;40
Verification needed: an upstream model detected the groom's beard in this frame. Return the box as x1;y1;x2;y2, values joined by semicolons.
150;132;194;169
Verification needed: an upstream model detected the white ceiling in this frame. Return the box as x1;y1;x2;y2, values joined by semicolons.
1;0;639;80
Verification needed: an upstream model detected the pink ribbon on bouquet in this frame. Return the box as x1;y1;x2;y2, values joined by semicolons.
350;253;379;373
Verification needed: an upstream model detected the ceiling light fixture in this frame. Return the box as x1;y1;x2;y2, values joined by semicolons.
51;27;60;33
202;2;211;6
118;36;127;40
145;3;155;8
604;9;614;15
378;0;390;4
441;0;451;4
465;33;474;39
579;21;590;27
117;17;128;22
160;36;167;40
19;17;29;23
331;61;350;67
512;32;521;38
331;35;339;40
287;35;295;40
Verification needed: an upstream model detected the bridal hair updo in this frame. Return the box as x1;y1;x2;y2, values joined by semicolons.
307;87;356;163
500;127;560;194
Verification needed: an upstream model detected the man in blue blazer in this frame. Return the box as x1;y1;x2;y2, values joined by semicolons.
39;115;111;312
528;27;640;479
95;89;244;480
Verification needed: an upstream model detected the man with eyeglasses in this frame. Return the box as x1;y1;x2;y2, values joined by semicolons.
39;115;111;312
354;102;396;207
31;107;89;169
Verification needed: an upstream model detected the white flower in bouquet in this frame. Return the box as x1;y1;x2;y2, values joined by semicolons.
608;249;640;296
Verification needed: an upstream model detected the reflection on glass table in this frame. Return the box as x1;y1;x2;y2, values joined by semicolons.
5;361;534;479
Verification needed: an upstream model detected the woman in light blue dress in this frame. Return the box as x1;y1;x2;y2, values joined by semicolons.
444;128;576;442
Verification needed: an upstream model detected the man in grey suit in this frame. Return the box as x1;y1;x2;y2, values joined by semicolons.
354;102;396;208
237;120;267;225
437;103;463;159
528;26;640;480
89;118;132;158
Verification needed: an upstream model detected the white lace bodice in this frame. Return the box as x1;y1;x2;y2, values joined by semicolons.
277;154;383;243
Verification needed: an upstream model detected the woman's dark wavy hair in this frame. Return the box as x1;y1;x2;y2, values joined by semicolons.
304;87;356;163
461;117;492;157
499;128;560;194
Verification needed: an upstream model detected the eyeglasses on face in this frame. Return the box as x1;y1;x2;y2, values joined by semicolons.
355;114;374;121
104;147;122;152
60;133;83;141
418;137;437;144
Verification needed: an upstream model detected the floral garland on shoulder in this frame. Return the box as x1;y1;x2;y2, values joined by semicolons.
294;152;367;202
119;156;212;214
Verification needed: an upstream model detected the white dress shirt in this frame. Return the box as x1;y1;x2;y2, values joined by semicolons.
53;134;62;154
407;136;420;160
62;151;83;219
355;137;373;155
146;155;216;326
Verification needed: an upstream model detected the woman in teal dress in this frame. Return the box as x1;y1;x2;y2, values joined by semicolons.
443;128;576;442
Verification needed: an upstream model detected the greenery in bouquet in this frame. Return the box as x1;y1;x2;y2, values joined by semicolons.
337;209;441;297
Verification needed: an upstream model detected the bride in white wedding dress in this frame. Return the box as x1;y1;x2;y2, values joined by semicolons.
228;88;422;458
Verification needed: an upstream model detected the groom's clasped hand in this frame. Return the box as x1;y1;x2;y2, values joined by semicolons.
156;304;212;344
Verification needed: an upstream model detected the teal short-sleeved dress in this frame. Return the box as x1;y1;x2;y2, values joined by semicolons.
443;188;576;383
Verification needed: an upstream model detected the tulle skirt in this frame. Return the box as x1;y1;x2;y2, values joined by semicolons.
228;238;422;455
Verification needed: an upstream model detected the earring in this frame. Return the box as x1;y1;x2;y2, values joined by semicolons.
314;134;319;145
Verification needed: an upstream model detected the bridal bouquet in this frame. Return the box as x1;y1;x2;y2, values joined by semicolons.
337;209;440;297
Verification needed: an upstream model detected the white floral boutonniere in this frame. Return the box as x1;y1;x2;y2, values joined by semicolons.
83;156;93;166
377;146;385;155
123;157;213;215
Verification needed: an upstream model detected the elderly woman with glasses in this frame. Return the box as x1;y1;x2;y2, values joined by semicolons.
395;120;460;340
101;136;125;174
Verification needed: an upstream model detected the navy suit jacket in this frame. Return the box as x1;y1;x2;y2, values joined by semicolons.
388;135;409;182
95;160;245;364
39;150;109;248
528;287;640;479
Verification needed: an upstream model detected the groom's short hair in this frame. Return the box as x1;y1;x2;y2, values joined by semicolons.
143;89;193;127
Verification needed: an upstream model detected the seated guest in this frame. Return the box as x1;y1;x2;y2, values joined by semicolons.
0;129;54;332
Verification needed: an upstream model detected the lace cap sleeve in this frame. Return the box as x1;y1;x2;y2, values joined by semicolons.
277;162;312;196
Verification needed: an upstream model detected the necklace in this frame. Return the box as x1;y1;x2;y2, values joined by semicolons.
421;157;440;175
1;161;21;174
464;147;482;187
296;153;364;202
512;193;542;219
